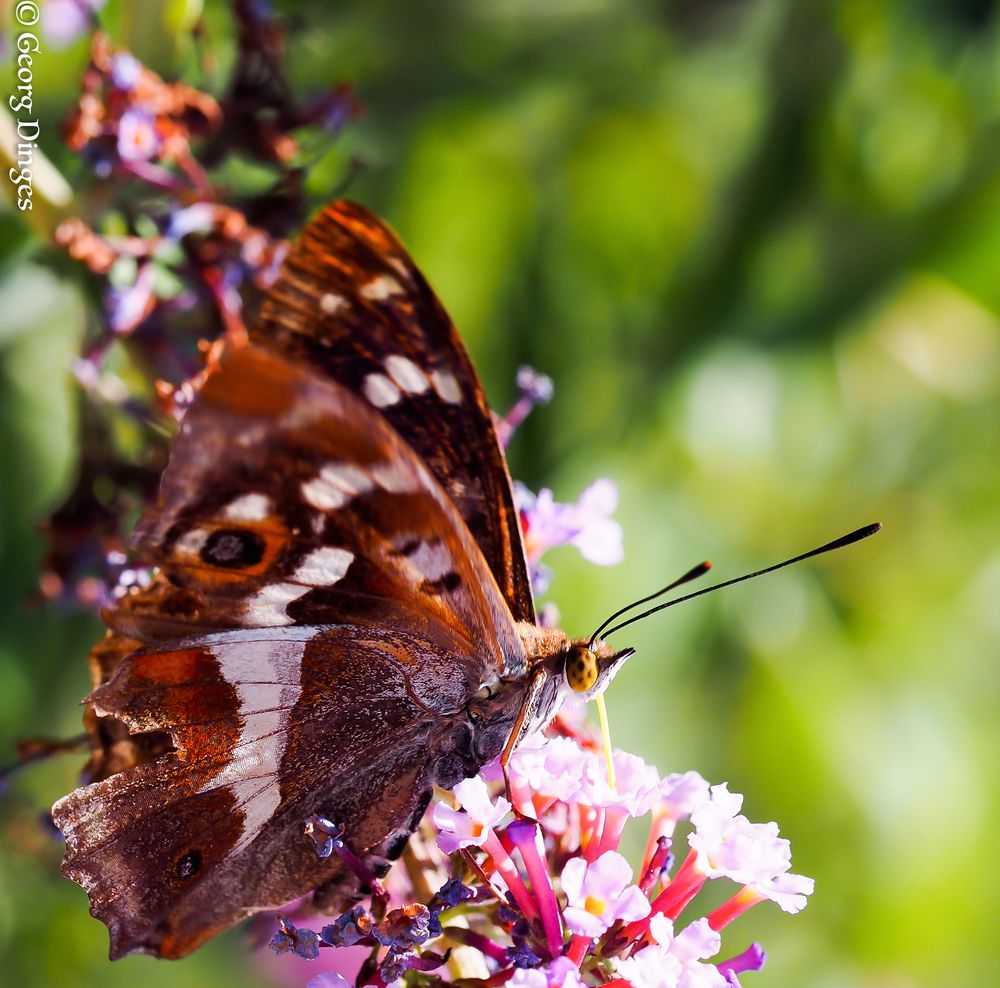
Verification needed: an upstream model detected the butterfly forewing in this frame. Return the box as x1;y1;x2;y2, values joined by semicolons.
253;201;535;623
125;344;524;672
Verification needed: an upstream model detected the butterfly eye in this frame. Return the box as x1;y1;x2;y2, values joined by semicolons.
565;645;598;693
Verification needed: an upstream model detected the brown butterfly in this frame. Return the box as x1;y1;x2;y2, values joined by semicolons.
51;201;635;959
51;200;879;960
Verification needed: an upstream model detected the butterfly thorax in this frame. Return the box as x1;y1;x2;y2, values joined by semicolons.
463;622;634;759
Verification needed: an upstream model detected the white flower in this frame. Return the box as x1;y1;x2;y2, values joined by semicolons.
688;784;792;885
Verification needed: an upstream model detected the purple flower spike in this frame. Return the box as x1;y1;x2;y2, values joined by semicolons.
497;365;554;446
320;904;375;948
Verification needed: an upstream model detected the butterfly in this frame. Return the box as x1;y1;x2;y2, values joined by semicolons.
51;201;636;959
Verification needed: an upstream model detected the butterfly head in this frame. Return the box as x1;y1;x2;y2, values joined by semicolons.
562;640;635;701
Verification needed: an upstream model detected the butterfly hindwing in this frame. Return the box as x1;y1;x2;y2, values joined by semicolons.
53;618;502;958
253;200;535;623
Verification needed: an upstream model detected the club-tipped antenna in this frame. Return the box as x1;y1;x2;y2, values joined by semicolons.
599;522;882;641
588;561;712;648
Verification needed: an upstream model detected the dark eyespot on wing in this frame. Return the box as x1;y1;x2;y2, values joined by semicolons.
176;849;202;880
201;529;267;568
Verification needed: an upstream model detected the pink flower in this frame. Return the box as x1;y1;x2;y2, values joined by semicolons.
615;916;728;988
547;956;586;988
307;974;352;988
508;734;592;804
582;749;662;815
561;851;650;937
659;771;711;821
509;970;548;988
432;776;510;854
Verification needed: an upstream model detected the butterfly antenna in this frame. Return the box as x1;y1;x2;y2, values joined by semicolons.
588;561;712;648
600;522;882;640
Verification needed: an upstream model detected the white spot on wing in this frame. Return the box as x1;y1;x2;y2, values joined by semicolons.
244;582;309;626
385;354;430;395
363;372;402;408
361;274;402;300
370;462;417;493
301;463;374;511
175;528;209;556
387;254;410;278
293;547;354;586
223;493;270;522
430;368;462;404
320;292;345;314
409;541;454;582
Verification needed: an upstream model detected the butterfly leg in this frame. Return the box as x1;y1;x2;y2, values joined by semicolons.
499;668;548;817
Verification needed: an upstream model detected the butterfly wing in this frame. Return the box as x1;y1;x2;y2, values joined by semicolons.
54;343;529;957
253;200;535;623
53;619;516;958
118;343;524;674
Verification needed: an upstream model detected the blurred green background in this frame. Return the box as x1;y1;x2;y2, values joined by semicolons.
2;0;999;985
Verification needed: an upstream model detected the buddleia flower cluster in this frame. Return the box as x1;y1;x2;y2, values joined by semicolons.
36;4;359;613
270;722;812;988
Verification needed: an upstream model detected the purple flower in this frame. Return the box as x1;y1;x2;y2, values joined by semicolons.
432;776;510;853
320;905;374;948
547;956;586;988
166;203;217;240
41;0;105;49
560;850;650;937
307;974;352;988
117;108;161;162
110;52;142;90
496;365;554;447
716;942;767;984
516;479;624;593
509;970;548;988
106;262;156;336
